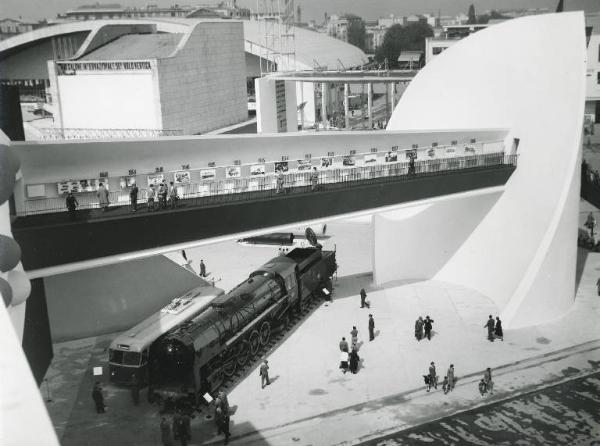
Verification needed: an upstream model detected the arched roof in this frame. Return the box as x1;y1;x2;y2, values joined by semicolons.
0;18;367;70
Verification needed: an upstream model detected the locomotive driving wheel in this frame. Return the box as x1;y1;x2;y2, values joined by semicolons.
235;341;250;367
248;330;260;355
259;321;271;345
223;354;236;377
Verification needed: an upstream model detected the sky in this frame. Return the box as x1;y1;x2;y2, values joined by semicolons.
1;0;595;23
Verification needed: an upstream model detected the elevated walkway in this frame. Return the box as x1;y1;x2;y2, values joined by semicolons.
12;153;516;274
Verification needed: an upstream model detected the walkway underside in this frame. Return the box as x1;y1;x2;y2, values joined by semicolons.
13;164;514;271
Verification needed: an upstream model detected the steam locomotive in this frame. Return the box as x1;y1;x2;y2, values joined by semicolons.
148;246;336;403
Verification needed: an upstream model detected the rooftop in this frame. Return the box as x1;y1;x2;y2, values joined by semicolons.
79;32;183;60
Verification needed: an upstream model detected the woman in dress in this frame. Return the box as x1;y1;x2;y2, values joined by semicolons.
494;317;503;341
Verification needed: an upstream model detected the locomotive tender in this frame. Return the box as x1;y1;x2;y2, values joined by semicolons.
149;247;337;402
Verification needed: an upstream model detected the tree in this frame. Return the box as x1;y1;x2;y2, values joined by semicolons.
375;22;433;68
346;16;366;51
467;4;477;24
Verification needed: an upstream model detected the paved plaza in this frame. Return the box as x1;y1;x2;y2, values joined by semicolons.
43;216;600;445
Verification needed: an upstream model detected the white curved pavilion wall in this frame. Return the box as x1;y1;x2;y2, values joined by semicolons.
384;12;587;328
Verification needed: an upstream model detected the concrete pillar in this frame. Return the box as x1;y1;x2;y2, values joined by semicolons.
321;82;328;128
344;83;350;129
367;82;373;130
390;82;396;113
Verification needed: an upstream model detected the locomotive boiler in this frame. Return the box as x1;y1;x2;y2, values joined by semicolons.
148;247;336;403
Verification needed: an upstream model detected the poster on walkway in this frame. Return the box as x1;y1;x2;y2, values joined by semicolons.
174;171;191;184
364;154;378;164
200;169;216;181
384;152;398;163
274;161;289;172
147;174;164;186
296;160;312;172
250;164;266;176
321;157;333;169
343;156;356;167
226;166;241;178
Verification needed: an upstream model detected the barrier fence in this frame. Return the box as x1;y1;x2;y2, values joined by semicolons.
19;152;517;217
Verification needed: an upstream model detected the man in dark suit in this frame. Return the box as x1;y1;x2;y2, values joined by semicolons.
368;314;375;341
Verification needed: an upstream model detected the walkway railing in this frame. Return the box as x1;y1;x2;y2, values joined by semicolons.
39;128;184;140
19;153;517;218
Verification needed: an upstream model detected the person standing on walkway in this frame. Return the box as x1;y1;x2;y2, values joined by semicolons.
479;378;487;396
339;337;349;352
494;317;504;341
368;314;375;341
160;416;173;446
215;404;231;445
360;288;368;308
442;376;449;394
484;315;495;342
484;367;494;394
349;348;360;374
447;364;455;392
169;181;178;209
66;192;78;220
200;260;206;277
408;154;416;176
429;362;438;390
423;316;434;340
147;184;156;211
311;167;319;191
159;181;168;210
276;169;285;194
97;183;109;212
339;350;349;374
586;212;596;239
130;374;140;406
260;359;270;388
424;374;432;392
129;183;138;212
92;382;105;413
350;327;358;348
415;316;424;341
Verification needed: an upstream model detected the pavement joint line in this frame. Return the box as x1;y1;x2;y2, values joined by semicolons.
201;337;600;445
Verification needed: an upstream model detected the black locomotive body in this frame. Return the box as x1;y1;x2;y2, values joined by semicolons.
149;247;336;403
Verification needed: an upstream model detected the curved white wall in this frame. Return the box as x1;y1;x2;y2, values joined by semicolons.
384;12;587;328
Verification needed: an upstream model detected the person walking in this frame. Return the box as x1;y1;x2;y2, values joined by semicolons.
311;167;319;191
276;169;285;194
423;316;434;340
92;382;105;413
97;183;109;212
130;374;140;406
129;183;139;212
483;367;494;394
349;348;360;374
423;374;432;392
484;315;495;342
415;316;424;341
200;260;206;277
215;404;231;445
339;337;349;352
147;184;156;211
494;317;504;341
160;416;173;446
479;378;488;396
447;364;455;392
350;327;358;348
159;181;168;210
586;211;596;239
169;181;178;209
66;192;78;220
368;314;375;341
360;288;368;308
259;359;270;388
429;362;438;390
442;376;449;394
408;154;416;176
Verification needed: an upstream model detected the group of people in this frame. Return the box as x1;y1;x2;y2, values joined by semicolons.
414;316;434;341
484;315;504;342
339;332;361;374
423;362;456;394
146;180;179;212
275;166;320;194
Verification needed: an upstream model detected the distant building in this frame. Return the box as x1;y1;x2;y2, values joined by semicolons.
46;21;247;134
397;51;423;70
365;25;386;53
425;24;489;64
0;18;44;41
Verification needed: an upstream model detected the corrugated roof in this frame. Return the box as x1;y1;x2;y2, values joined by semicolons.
243;21;367;70
79;32;183;60
397;51;422;62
